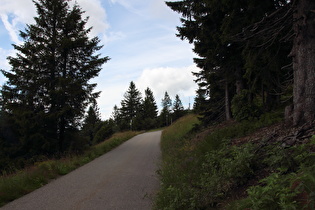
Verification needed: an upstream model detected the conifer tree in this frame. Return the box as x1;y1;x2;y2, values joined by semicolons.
111;105;122;130
1;0;108;154
166;0;239;123
193;88;207;113
120;81;142;130
139;87;158;130
160;92;172;126
82;103;102;144
173;94;185;121
161;91;172;112
143;88;158;119
166;0;293;124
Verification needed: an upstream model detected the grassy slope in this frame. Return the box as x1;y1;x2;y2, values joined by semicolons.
0;131;140;207
155;113;315;209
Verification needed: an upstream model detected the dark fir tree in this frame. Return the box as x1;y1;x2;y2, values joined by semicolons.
120;81;142;130
111;105;124;131
166;0;235;122
1;0;109;154
111;105;120;123
138;87;158;130
82;103;102;145
173;94;185;121
143;88;158;119
161;91;172;112
159;92;172;127
166;0;294;124
193;88;208;114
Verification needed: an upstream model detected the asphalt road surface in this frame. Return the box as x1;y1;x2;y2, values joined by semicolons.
2;131;162;210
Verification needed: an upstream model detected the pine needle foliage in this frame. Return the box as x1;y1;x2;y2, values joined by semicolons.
0;0;109;155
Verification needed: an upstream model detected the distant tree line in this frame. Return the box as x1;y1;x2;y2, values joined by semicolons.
111;81;187;131
168;0;315;127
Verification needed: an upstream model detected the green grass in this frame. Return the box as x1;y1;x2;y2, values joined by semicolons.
160;114;200;156
0;130;140;207
154;112;315;210
155;114;201;209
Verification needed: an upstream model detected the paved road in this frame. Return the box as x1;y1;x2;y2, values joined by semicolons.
2;131;161;210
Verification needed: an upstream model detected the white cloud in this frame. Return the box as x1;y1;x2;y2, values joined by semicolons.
0;0;110;44
0;0;36;23
74;0;109;38
0;48;10;67
136;65;199;102
148;0;180;21
0;0;35;44
0;14;20;44
96;83;128;120
101;33;195;76
108;0;153;18
0;48;15;83
109;0;181;22
101;31;126;46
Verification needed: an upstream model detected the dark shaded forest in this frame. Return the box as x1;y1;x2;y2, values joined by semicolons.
167;0;315;128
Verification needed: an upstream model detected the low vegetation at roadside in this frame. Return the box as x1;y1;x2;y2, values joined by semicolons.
0;131;139;207
155;112;315;209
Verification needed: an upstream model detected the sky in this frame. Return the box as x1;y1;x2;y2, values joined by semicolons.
0;0;200;120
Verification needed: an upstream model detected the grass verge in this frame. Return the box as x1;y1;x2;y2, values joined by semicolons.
0;130;140;207
154;112;315;209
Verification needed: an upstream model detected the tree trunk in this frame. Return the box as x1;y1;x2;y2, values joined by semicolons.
58;115;65;152
225;80;232;120
235;67;244;95
291;0;315;126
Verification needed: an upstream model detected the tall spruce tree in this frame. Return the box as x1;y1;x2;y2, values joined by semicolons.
166;0;294;125
143;88;158;119
1;0;108;154
161;91;172;111
140;87;158;130
111;105;123;131
120;81;142;130
173;94;185;121
82;103;102;144
193;87;208;113
160;91;172;126
166;0;238;123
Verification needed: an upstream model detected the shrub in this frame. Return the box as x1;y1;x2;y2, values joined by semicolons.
231;90;261;121
231;139;315;210
195;143;257;208
93;120;115;144
236;173;299;210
